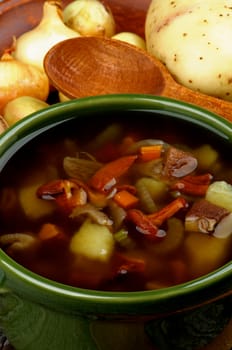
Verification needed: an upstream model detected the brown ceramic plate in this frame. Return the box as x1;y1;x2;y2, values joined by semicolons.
0;0;150;55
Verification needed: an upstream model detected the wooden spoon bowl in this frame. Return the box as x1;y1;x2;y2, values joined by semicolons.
44;36;164;97
44;36;232;122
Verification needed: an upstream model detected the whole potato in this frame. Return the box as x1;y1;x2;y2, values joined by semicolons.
145;1;232;101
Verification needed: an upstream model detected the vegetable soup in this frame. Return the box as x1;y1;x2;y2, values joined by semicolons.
0;112;231;291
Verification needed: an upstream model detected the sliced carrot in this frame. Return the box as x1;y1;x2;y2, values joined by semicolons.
38;223;62;241
89;155;137;193
113;190;139;209
138;144;163;162
116;184;137;195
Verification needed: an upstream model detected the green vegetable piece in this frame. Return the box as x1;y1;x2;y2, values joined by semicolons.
206;181;232;212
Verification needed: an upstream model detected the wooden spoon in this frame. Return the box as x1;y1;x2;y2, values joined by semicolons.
44;36;232;122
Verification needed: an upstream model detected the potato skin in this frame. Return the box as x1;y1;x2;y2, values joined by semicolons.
145;0;232;101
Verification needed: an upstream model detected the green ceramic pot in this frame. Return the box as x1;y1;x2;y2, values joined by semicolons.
0;94;231;350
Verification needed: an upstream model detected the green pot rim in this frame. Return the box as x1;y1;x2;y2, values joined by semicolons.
0;94;231;316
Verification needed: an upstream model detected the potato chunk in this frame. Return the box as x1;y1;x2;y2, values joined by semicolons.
18;168;57;220
184;231;231;278
19;183;55;220
70;220;114;262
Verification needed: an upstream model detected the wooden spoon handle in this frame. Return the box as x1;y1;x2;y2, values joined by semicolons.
141;50;232;122
163;78;232;122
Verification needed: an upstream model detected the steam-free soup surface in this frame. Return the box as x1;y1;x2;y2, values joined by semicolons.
0;114;231;291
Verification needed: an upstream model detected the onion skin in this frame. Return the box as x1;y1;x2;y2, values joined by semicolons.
13;1;80;72
0;115;9;134
0;53;49;113
3;96;49;127
112;32;146;50
58;91;70;102
63;0;116;37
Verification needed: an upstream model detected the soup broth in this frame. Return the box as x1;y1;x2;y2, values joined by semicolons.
0;111;231;291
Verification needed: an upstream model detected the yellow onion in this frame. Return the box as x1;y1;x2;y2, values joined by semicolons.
112;32;146;50
3;96;49;127
0;53;49;113
58;91;71;102
0;115;9;134
63;0;116;37
13;1;80;72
